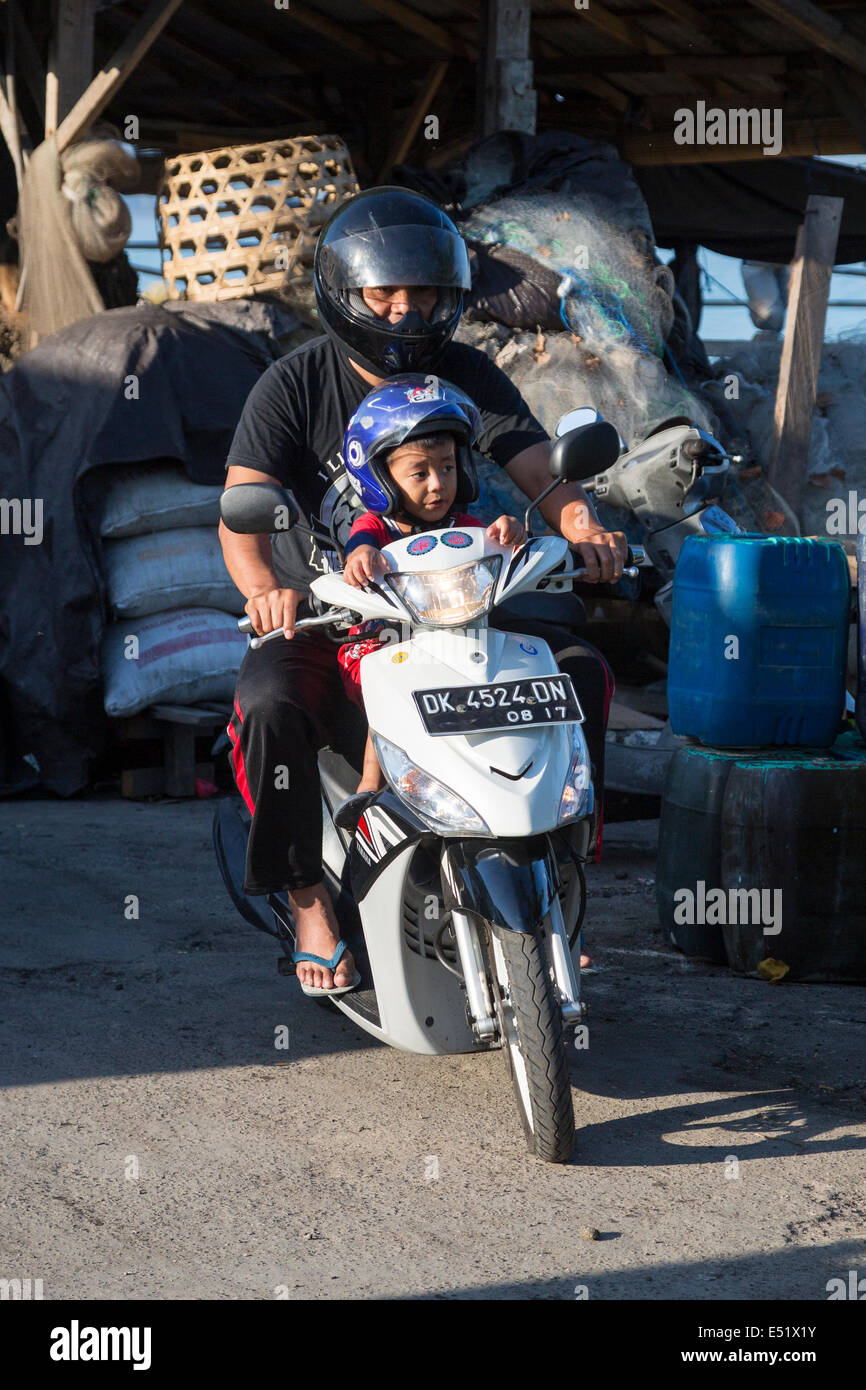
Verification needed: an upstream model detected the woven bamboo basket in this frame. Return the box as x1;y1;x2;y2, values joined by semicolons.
157;134;359;302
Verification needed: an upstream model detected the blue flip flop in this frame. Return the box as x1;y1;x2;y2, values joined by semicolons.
291;939;361;998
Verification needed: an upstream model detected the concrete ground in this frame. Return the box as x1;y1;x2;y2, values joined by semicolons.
1;796;864;1300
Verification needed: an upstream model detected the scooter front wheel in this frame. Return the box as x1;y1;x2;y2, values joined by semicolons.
488;927;576;1163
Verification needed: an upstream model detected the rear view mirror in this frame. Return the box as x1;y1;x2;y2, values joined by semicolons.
548;421;621;484
554;407;603;438
220;482;299;535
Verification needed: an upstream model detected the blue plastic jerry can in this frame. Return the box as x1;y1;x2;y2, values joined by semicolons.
668;535;850;749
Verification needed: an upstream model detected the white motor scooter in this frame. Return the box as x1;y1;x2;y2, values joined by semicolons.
219;421;640;1162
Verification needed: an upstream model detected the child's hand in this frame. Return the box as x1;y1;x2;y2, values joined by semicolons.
487;515;526;547
343;545;387;589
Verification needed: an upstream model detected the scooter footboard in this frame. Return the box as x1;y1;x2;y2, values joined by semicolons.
440;836;558;933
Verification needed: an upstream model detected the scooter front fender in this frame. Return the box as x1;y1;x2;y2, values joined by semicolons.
441;836;557;934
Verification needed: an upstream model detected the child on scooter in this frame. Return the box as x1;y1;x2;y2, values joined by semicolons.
337;375;524;796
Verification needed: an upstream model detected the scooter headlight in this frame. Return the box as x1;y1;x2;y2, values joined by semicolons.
371;734;490;835
558;721;594;824
385;557;501;627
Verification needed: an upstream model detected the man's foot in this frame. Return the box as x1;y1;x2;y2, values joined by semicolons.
288;883;356;992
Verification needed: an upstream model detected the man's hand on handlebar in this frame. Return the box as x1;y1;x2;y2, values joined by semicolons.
561;506;628;584
244;587;303;640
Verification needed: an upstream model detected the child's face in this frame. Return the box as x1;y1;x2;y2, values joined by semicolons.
387;437;458;523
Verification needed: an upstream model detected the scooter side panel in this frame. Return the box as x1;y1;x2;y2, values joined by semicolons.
334;840;481;1056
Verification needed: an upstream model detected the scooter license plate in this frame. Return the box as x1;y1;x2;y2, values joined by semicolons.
413;674;584;736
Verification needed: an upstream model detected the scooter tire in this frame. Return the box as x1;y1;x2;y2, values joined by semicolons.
489;927;576;1163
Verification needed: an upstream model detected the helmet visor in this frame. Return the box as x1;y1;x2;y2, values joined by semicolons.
319;224;471;291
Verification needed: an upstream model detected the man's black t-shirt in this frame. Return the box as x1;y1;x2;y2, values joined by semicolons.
225;334;548;593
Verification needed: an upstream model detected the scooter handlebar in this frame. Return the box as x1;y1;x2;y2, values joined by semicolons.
237;608;357;648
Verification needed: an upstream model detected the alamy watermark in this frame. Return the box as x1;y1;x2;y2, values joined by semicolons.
673;881;782;935
674;102;782;157
0;497;43;545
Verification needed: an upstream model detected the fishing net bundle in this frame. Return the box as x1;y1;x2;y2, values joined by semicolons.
705;332;866;537
16;135;138;341
458;191;712;449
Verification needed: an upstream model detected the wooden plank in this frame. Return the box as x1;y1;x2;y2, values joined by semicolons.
769;196;844;524
480;0;536;136
538;54;790;78
55;0;184;153
570;74;631;115
644;0;718;35
1;3;30;190
150;704;228;727
164;721;197;797
821;57;866;151
45;0;96;138
745;0;866;78
358;0;476;59
623;115;863;163
9;1;45;128
378;58;449;179
547;0;742;99
121;761;213;799
285;1;401;67
534;31;630;114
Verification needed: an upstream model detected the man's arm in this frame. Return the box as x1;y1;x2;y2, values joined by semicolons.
504;440;627;583
220;464;304;638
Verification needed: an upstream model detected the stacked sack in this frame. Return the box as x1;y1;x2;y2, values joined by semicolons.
99;463;247;717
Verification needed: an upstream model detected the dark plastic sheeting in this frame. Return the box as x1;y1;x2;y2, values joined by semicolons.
0;298;298;796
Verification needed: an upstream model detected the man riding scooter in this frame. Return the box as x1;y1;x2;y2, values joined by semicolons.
219;187;627;995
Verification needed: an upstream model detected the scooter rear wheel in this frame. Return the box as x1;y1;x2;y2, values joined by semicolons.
489;927;576;1163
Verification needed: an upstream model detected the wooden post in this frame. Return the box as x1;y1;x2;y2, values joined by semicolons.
55;0;184;153
378;60;449;180
45;0;96;138
769;195;844;523
480;0;537;137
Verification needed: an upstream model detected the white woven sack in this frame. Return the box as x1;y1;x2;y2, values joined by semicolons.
104;526;245;618
99;464;223;539
102;607;247;717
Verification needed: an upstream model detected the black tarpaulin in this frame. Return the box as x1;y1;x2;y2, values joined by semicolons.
634;157;866;264
0;298;298;796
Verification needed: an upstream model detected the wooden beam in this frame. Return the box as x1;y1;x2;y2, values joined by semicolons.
45;0;96;138
644;0;717;34
54;0;184;153
622;115;864;163
570;74;631;114
534;31;630;115
769;196;844;523
9;1;45;128
1;0;31;190
358;0;476;59
284;2;402;67
176;0;300;76
549;0;741;99
538;53;791;79
745;0;866;79
481;0;536;137
378;59;448;179
821;56;866;152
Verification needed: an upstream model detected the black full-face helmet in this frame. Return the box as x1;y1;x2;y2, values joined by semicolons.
313;187;471;376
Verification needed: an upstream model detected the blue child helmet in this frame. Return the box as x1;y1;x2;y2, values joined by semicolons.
343;374;483;517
